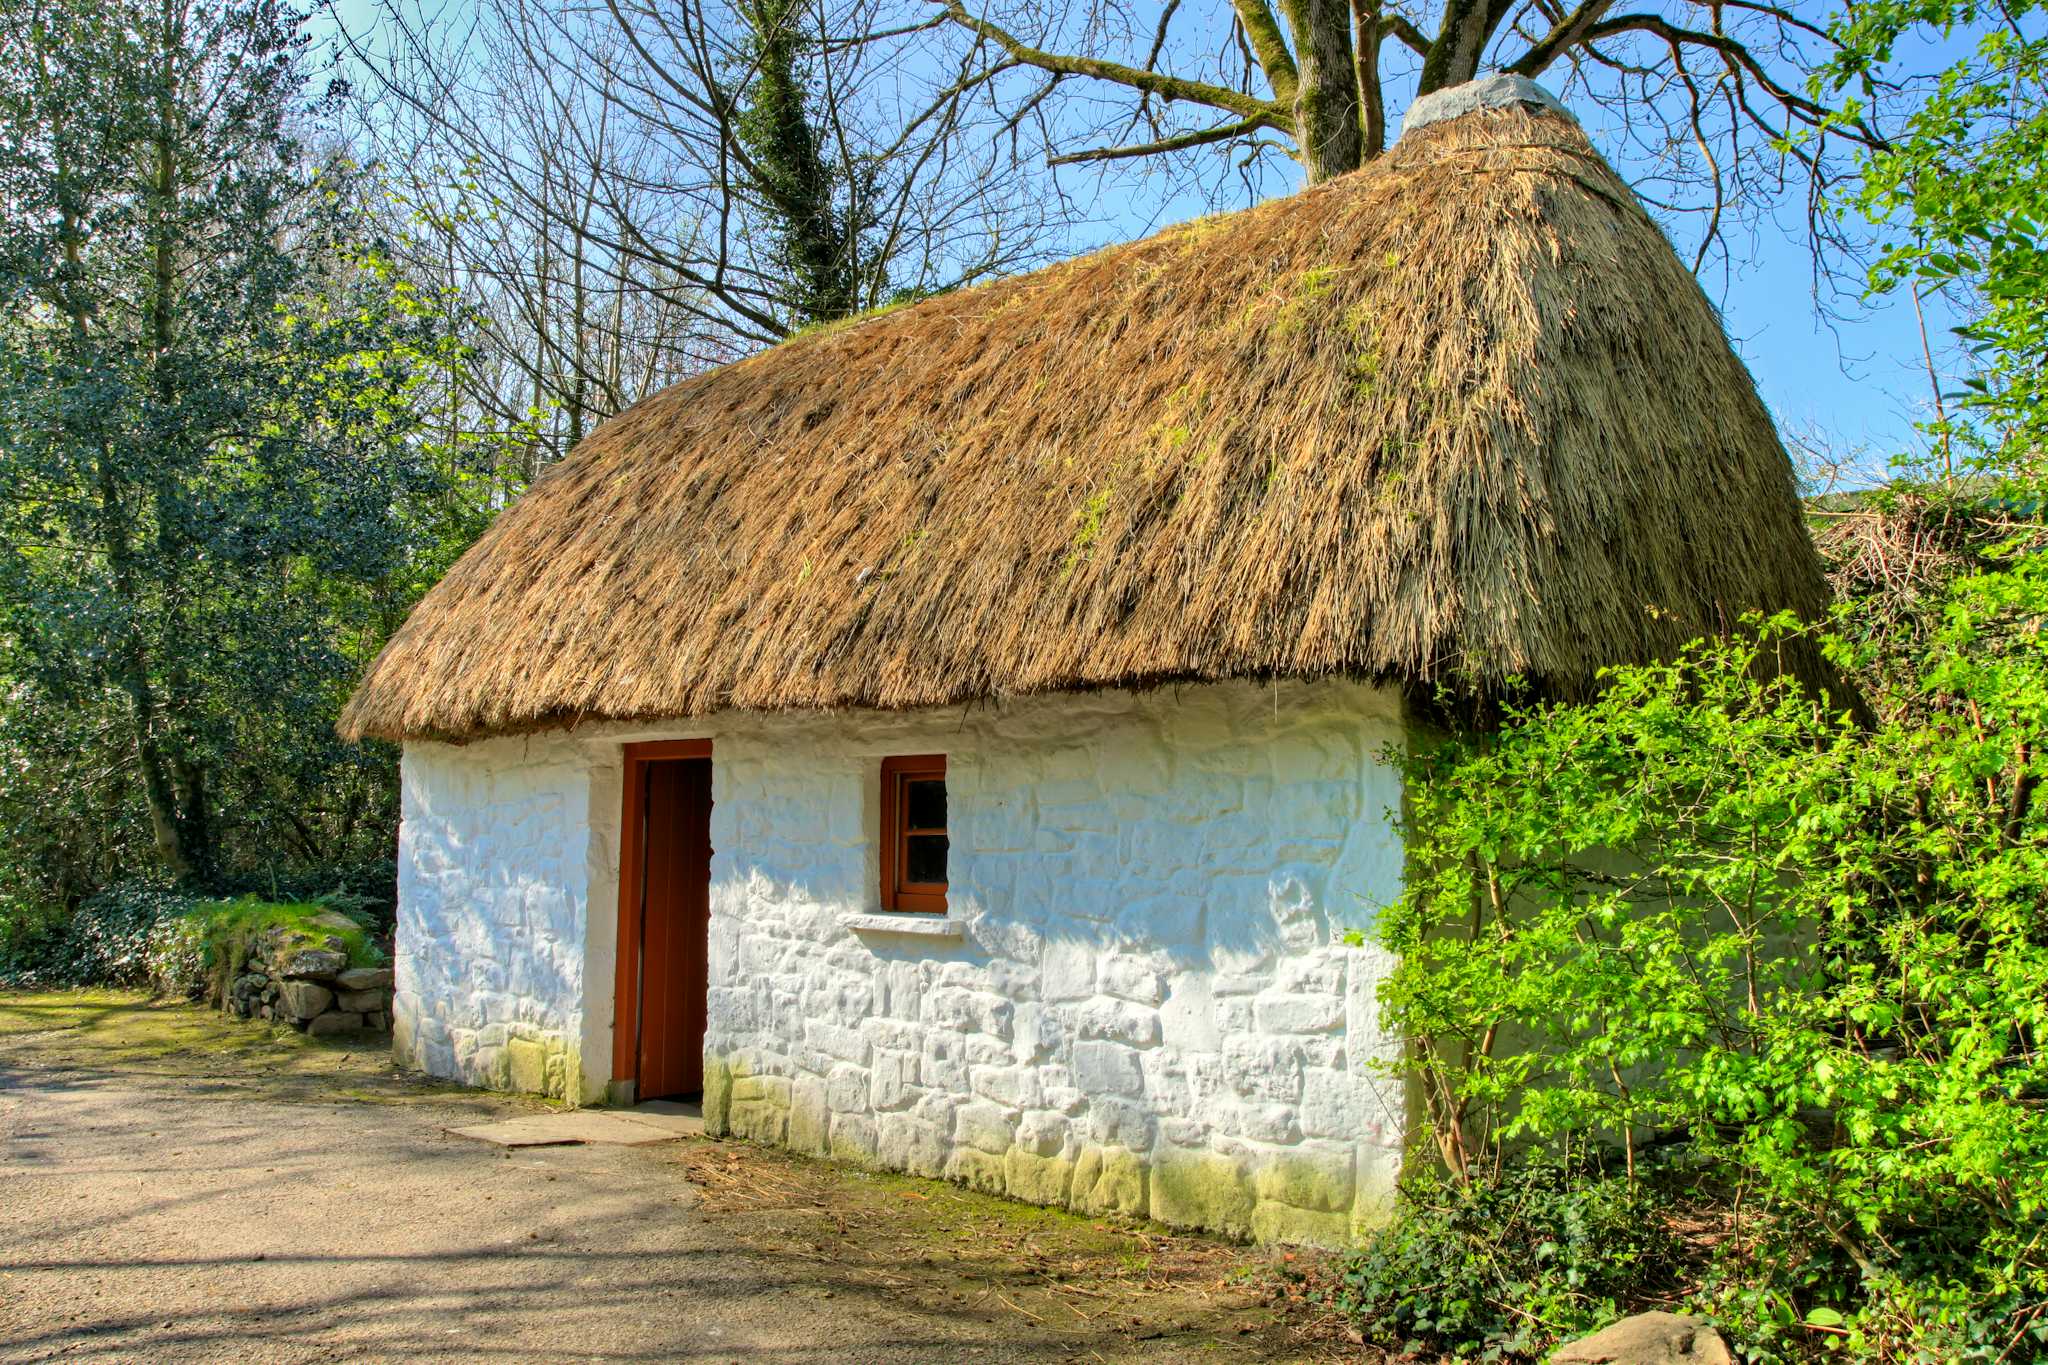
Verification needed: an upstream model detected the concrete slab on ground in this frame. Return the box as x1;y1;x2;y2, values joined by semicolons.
628;1099;705;1136
446;1109;684;1147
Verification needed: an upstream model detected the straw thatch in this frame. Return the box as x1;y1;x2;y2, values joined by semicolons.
341;102;1829;743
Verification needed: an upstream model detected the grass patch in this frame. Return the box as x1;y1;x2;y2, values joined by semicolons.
190;895;380;966
0;988;315;1064
153;894;384;1003
0;988;501;1109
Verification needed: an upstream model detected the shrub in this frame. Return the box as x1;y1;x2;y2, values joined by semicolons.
0;894;80;987
0;881;204;989
1350;554;2048;1361
0;860;395;994
1338;1152;1686;1359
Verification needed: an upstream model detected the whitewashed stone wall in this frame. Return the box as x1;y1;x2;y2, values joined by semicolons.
393;678;1412;1244
392;739;606;1099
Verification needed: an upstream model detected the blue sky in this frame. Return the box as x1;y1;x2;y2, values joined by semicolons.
311;0;1964;479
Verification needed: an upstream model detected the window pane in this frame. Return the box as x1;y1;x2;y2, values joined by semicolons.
905;778;946;831
904;834;948;885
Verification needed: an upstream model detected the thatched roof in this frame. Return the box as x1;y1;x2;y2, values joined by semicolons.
341;99;1829;744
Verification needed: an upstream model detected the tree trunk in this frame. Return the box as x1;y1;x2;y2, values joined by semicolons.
128;686;196;884
98;451;194;885
146;0;208;884
1420;0;1498;92
1281;0;1365;181
1352;0;1387;160
44;12;197;886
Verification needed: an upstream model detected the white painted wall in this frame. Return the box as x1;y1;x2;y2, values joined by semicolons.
393;737;605;1097
394;678;1411;1244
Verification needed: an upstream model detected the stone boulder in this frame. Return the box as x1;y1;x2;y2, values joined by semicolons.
307;1011;365;1037
334;966;393;992
1551;1313;1734;1365
335;988;386;1014
277;948;347;981
276;980;334;1020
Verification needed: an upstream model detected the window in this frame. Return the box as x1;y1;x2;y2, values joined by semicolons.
880;755;947;912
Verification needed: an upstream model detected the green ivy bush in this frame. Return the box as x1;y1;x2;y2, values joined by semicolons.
1338;1151;1688;1359
0;882;204;989
0;884;385;997
1344;551;2048;1362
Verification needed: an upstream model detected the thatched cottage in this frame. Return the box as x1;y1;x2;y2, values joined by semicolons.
340;77;1828;1246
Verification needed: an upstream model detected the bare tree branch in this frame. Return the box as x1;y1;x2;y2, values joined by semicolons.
1048;112;1273;164
930;0;1291;123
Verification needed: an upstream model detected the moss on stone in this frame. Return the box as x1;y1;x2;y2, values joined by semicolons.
828;1113;880;1166
1253;1155;1354;1213
945;1148;1008;1195
1149;1152;1256;1238
696;1060;1371;1250
724;1066;795;1147
788;1079;831;1157
1071;1145;1147;1216
167;895;385;1006
702;1055;734;1134
506;1037;549;1095
1251;1200;1351;1247
731;1073;792;1105
1004;1150;1074;1206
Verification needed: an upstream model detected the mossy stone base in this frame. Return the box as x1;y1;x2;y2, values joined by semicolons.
702;1056;734;1134
788;1079;831;1157
829;1113;880;1165
1071;1146;1147;1216
697;1054;1374;1249
1006;1151;1074;1206
1149;1153;1256;1238
945;1148;1008;1195
1252;1201;1350;1247
480;1030;576;1101
726;1071;793;1145
1253;1155;1353;1213
507;1038;548;1095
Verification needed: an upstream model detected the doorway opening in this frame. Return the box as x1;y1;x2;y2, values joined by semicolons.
613;740;712;1103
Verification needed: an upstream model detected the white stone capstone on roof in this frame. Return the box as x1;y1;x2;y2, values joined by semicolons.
1397;73;1574;140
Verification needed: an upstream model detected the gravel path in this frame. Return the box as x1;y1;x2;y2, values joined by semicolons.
0;1020;1328;1364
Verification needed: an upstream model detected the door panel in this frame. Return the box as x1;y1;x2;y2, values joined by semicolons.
638;758;711;1100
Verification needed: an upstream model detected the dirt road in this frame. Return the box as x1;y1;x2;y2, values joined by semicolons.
0;994;1343;1363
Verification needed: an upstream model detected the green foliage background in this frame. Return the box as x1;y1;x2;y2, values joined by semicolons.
1339;5;2048;1357
0;0;522;957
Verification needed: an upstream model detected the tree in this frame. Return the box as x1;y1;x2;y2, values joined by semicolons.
735;0;880;321
341;0;1065;471
0;0;463;885
926;0;1890;256
1825;0;2048;477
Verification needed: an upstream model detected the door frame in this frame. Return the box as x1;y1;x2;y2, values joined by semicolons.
611;739;713;1092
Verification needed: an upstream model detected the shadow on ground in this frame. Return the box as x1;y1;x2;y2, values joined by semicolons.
0;993;1356;1363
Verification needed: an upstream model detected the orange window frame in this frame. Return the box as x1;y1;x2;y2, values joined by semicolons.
879;754;947;913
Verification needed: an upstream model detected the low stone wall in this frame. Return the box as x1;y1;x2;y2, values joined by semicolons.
225;931;394;1036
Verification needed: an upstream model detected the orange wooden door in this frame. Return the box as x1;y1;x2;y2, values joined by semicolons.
637;758;712;1100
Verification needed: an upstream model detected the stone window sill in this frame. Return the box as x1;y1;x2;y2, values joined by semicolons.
839;912;965;940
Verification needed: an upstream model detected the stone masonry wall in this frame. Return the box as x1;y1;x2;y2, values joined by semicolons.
393;678;1411;1243
225;928;394;1036
393;739;597;1099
